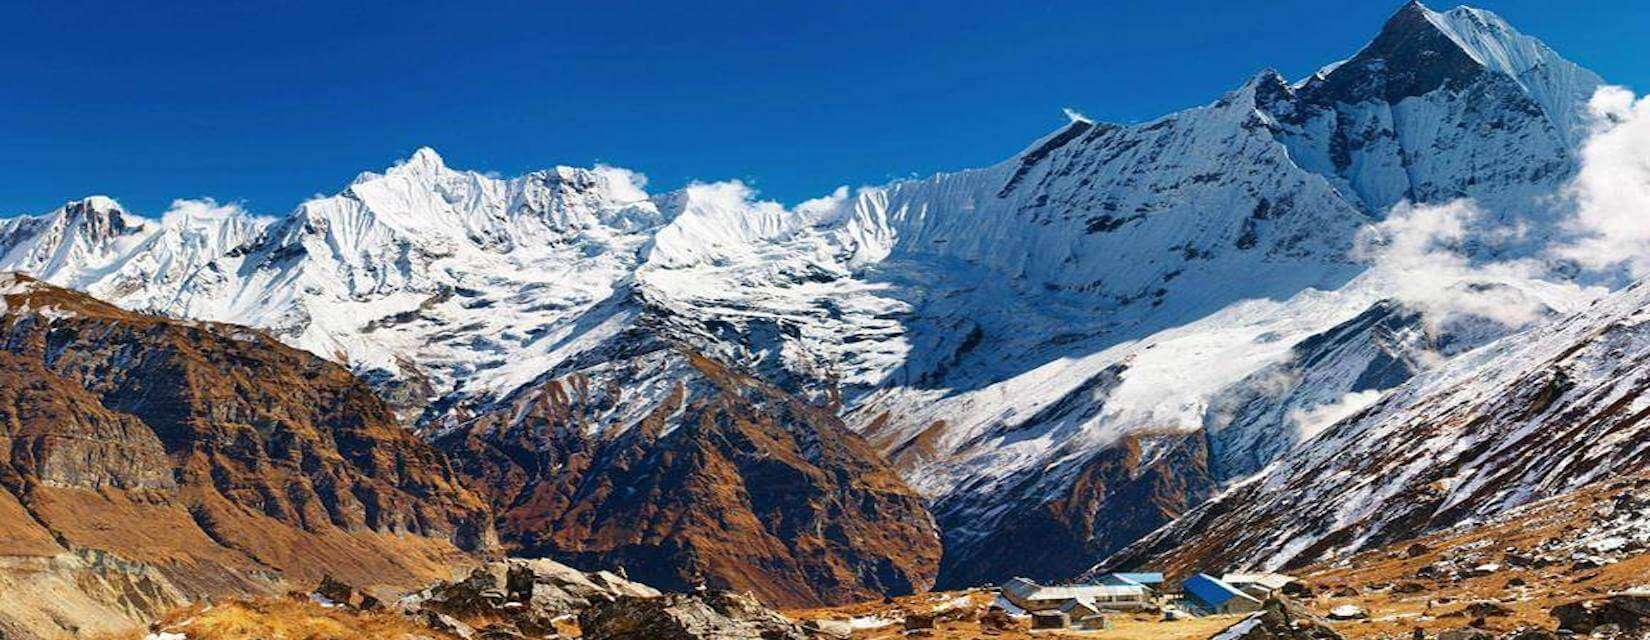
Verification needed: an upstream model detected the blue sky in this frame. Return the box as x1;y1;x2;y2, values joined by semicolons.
2;0;1644;218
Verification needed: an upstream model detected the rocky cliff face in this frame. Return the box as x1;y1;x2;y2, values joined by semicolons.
0;273;494;639
431;317;941;607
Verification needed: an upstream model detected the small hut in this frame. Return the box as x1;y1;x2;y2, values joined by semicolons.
1181;573;1263;615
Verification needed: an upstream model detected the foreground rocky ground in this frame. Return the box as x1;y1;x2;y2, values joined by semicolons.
111;474;1650;640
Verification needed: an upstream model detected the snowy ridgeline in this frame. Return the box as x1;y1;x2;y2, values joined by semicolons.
0;1;1623;574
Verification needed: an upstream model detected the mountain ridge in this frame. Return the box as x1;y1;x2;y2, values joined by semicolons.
0;0;1618;595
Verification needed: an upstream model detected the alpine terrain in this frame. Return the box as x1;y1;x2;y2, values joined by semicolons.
0;1;1640;625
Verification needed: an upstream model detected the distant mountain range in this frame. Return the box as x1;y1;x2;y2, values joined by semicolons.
0;3;1636;633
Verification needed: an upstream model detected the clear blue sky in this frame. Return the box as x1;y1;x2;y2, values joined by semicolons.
2;1;1644;218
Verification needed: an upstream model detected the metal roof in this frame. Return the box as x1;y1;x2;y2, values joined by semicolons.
1100;572;1166;586
1183;573;1260;609
1002;577;1147;603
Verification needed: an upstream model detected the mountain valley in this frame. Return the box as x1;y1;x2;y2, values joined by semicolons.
3;2;1650;638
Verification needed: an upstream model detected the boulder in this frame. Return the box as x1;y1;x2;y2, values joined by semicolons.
1328;604;1367;620
1281;581;1316;598
404;559;660;638
313;575;382;611
476;624;530;640
1551;591;1650;634
1498;629;1558;640
422;611;477;640
1209;597;1344;640
578;591;808;640
979;607;1018;632
1464;601;1512;618
903;611;937;630
799;619;853;639
1437;629;1493;640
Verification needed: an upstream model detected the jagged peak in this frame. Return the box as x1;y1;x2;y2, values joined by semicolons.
1244;68;1289;88
1305;2;1515;104
347;147;452;188
1342;3;1581;90
54;195;147;237
63;195;127;216
1237;68;1293;102
1299;1;1601;143
401;146;447;173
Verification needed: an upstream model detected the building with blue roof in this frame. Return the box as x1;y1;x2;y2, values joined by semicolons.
1180;573;1262;615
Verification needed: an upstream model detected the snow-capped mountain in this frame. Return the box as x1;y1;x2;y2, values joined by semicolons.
0;1;1613;589
1103;276;1650;577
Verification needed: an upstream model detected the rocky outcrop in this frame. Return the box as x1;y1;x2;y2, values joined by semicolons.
433;332;941;607
0;274;495;639
1210;597;1344;640
578;591;808;640
392;558;659;637
1551;591;1650;636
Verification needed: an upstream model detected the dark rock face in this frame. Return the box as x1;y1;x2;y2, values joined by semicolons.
1308;1;1487;104
0;275;495;636
434;338;941;607
577;591;808;640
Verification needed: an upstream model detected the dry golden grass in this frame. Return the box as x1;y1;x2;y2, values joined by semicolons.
1298;480;1646;639
786;588;1246;640
96;597;450;640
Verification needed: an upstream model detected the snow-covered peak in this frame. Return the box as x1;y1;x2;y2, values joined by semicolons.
1422;5;1560;79
61;195;143;230
400;146;448;173
0;196;154;288
72;195;125;214
1308;3;1601;143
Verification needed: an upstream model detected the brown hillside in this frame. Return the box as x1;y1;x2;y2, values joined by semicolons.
0;273;495;639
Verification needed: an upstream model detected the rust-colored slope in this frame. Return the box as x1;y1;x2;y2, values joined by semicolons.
0;274;496;638
437;345;940;607
930;430;1219;588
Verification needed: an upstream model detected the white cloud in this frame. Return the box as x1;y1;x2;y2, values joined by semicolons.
1352;199;1573;329
1290;390;1382;441
1344;85;1650;331
1555;86;1650;277
160;198;263;225
795;186;852;224
591;164;651;204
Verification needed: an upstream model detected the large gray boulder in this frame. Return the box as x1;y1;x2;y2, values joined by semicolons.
578;591;809;640
401;559;660;637
1209;597;1344;640
1551;591;1650;635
